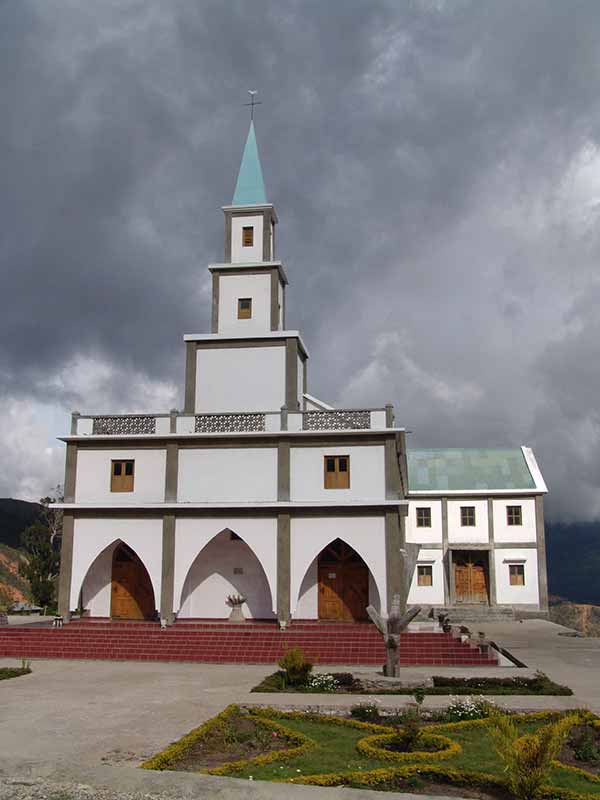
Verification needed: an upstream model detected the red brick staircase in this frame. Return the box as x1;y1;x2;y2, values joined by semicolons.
0;620;498;666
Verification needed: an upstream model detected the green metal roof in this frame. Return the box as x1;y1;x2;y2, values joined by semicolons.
407;448;536;492
232;121;267;206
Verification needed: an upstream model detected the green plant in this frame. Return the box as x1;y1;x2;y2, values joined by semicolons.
278;647;312;687
305;673;339;692
413;686;426;713
571;726;600;763
391;714;422;752
20;658;31;671
445;696;496;721
487;710;579;800
350;701;381;723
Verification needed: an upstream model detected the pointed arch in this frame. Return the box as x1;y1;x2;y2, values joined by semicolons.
290;517;387;617
70;518;163;612
173;517;278;616
177;528;274;619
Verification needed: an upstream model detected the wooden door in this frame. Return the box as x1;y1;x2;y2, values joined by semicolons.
111;544;156;620
317;540;369;621
454;552;489;604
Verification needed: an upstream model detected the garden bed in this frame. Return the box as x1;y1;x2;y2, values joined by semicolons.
251;670;573;696
0;665;31;682
142;705;600;798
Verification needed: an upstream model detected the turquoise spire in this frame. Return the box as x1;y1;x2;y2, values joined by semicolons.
232;121;267;205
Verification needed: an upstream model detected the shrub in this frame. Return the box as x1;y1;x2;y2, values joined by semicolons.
413;686;426;712
571;726;600;763
330;672;357;688
350;701;381;723
487;710;578;800
305;673;340;693
445;696;496;721
391;714;421;752
278;647;312;687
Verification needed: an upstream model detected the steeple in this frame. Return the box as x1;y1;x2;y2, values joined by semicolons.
232;121;267;206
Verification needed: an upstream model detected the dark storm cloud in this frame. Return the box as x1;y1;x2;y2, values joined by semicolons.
1;0;599;516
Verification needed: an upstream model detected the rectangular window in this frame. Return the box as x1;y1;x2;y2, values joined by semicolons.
111;460;134;492
509;564;525;586
242;226;254;247
417;565;433;586
507;505;522;526
324;455;350;489
237;298;252;319
416;507;432;528
460;506;476;526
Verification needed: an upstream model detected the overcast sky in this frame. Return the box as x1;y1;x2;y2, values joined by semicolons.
1;0;599;520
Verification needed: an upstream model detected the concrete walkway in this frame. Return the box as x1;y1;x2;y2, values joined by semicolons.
0;619;598;798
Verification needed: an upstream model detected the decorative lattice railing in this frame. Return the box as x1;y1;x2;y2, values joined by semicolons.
92;415;157;435
194;413;266;433
302;410;371;431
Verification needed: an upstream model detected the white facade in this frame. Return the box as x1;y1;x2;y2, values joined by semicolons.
289;445;385;502
75;449;166;504
218;273;272;334
177;447;278;502
231;214;264;263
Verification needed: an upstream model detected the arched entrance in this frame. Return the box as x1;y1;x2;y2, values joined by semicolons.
111;543;156;620
317;539;369;621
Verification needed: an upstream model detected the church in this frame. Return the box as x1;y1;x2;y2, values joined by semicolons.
56;120;549;626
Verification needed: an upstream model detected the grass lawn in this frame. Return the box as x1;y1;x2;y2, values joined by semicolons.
143;706;600;796
0;666;31;681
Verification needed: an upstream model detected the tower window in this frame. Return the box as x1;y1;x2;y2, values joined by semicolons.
324;455;350;489
417;565;433;586
111;460;135;492
416;507;431;528
238;298;252;319
507;505;522;525
460;506;476;526
242;226;254;247
509;563;525;586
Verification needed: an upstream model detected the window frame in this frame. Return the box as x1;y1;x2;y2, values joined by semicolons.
508;563;525;586
417;564;433;587
110;459;135;493
416;507;432;528
506;505;522;526
242;226;254;247
460;506;476;527
323;455;350;490
237;297;252;319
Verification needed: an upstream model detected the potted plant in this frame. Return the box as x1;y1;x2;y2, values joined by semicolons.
226;593;246;623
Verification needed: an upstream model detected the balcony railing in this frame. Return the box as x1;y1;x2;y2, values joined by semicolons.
71;407;391;436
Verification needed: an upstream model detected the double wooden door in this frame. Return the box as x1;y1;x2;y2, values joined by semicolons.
454;552;489;604
318;540;369;622
111;544;156;620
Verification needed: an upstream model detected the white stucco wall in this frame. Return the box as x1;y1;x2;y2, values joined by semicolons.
290;515;387;617
195;344;286;412
173;516;277;615
70;517;163;612
447;499;489;544
289;445;385;502
80;543;115;617
179;530;275;619
218;273;271;335
406;501;443;543
177;447;278;502
407;549;445;605
494;548;539;605
75;449;166;504
492;498;537;543
231;214;264;263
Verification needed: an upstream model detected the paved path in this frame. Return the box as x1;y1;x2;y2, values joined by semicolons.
0;618;598;798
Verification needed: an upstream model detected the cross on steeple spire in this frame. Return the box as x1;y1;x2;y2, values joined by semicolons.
244;89;262;121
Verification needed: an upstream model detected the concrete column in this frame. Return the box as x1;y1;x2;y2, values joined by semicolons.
535;495;549;613
211;272;220;334
285;338;299;410
270;268;279;330
441;498;450;606
164;443;179;503
160;515;176;624
384;435;401;500
70;411;80;435
276;513;291;623
224;211;232;262
169;409;178;434
57;513;74;619
263;210;272;261
487;497;498;606
277;440;290;501
385;509;402;611
385;403;394;427
184;342;197;414
64;443;78;503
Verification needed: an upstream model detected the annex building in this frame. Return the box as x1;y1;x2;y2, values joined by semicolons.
56;122;549;626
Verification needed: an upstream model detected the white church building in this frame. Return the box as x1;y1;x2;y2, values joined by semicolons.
56;121;549;625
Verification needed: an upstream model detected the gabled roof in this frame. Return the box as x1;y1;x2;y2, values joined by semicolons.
232;121;267;206
407;448;538;492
